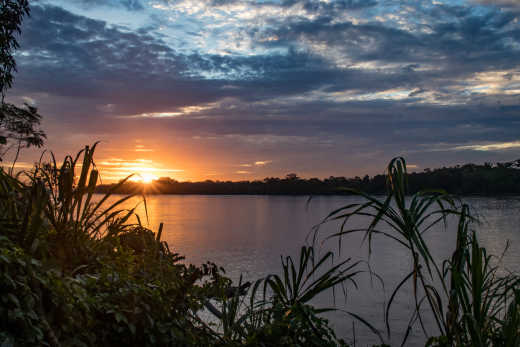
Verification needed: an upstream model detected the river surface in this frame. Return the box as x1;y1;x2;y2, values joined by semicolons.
98;194;520;346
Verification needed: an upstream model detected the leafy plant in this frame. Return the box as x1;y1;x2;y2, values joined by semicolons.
319;157;520;346
216;246;360;346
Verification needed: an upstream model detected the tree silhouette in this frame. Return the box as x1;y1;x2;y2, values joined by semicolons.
0;0;45;162
98;159;520;196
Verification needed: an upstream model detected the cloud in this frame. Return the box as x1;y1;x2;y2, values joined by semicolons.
254;160;272;166
68;0;144;11
98;157;183;181
0;162;35;169
473;0;520;12
452;141;520;151
21;96;36;106
16;3;520;115
129;112;183;118
6;0;520;177
134;144;154;152
256;4;519;80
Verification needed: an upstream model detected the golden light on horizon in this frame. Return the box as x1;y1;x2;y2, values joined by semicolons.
98;157;183;183
130;172;159;184
91;140;278;183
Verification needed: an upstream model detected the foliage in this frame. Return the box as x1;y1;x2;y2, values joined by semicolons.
240;246;360;346
0;102;45;160
0;0;46;161
0;0;29;97
0;145;221;346
319;157;520;346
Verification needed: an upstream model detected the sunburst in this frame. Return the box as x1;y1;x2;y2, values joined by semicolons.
130;172;158;184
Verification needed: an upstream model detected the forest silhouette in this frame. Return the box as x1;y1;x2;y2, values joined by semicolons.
98;159;520;196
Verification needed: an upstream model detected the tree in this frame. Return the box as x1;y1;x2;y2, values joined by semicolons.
0;0;45;162
0;102;45;161
285;173;299;181
1;0;29;95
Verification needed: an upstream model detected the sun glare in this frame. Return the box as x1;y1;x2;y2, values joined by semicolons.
131;172;158;184
98;156;184;183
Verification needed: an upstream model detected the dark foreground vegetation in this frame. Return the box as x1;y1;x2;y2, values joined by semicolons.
2;147;520;346
97;160;520;196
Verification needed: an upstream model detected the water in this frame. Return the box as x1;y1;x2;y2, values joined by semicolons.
99;194;520;346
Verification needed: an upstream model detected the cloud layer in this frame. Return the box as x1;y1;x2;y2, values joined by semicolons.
7;0;520;180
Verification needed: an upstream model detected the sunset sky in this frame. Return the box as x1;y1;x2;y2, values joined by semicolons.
5;0;520;182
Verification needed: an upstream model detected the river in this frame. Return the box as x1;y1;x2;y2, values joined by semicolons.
97;194;520;346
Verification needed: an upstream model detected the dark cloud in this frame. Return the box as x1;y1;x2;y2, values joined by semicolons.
177;0;378;11
7;1;520;175
14;5;409;114
15;5;220;109
68;0;144;11
256;5;519;73
280;0;378;12
474;0;520;13
18;2;519;105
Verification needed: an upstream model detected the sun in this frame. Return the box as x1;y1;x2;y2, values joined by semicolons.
142;173;158;183
130;172;158;184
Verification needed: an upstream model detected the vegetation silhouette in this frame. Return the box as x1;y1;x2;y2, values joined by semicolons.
317;157;520;346
0;0;45;163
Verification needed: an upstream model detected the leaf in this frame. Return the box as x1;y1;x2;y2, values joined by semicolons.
1;337;14;347
7;294;20;308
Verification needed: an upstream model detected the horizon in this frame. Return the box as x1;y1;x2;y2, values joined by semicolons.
94;156;518;185
5;0;520;183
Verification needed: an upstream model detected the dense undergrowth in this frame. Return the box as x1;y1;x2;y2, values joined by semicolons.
1;146;519;346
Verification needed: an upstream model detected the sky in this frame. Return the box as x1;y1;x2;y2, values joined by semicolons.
5;0;520;182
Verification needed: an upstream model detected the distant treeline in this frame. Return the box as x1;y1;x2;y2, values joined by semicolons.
96;159;520;196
